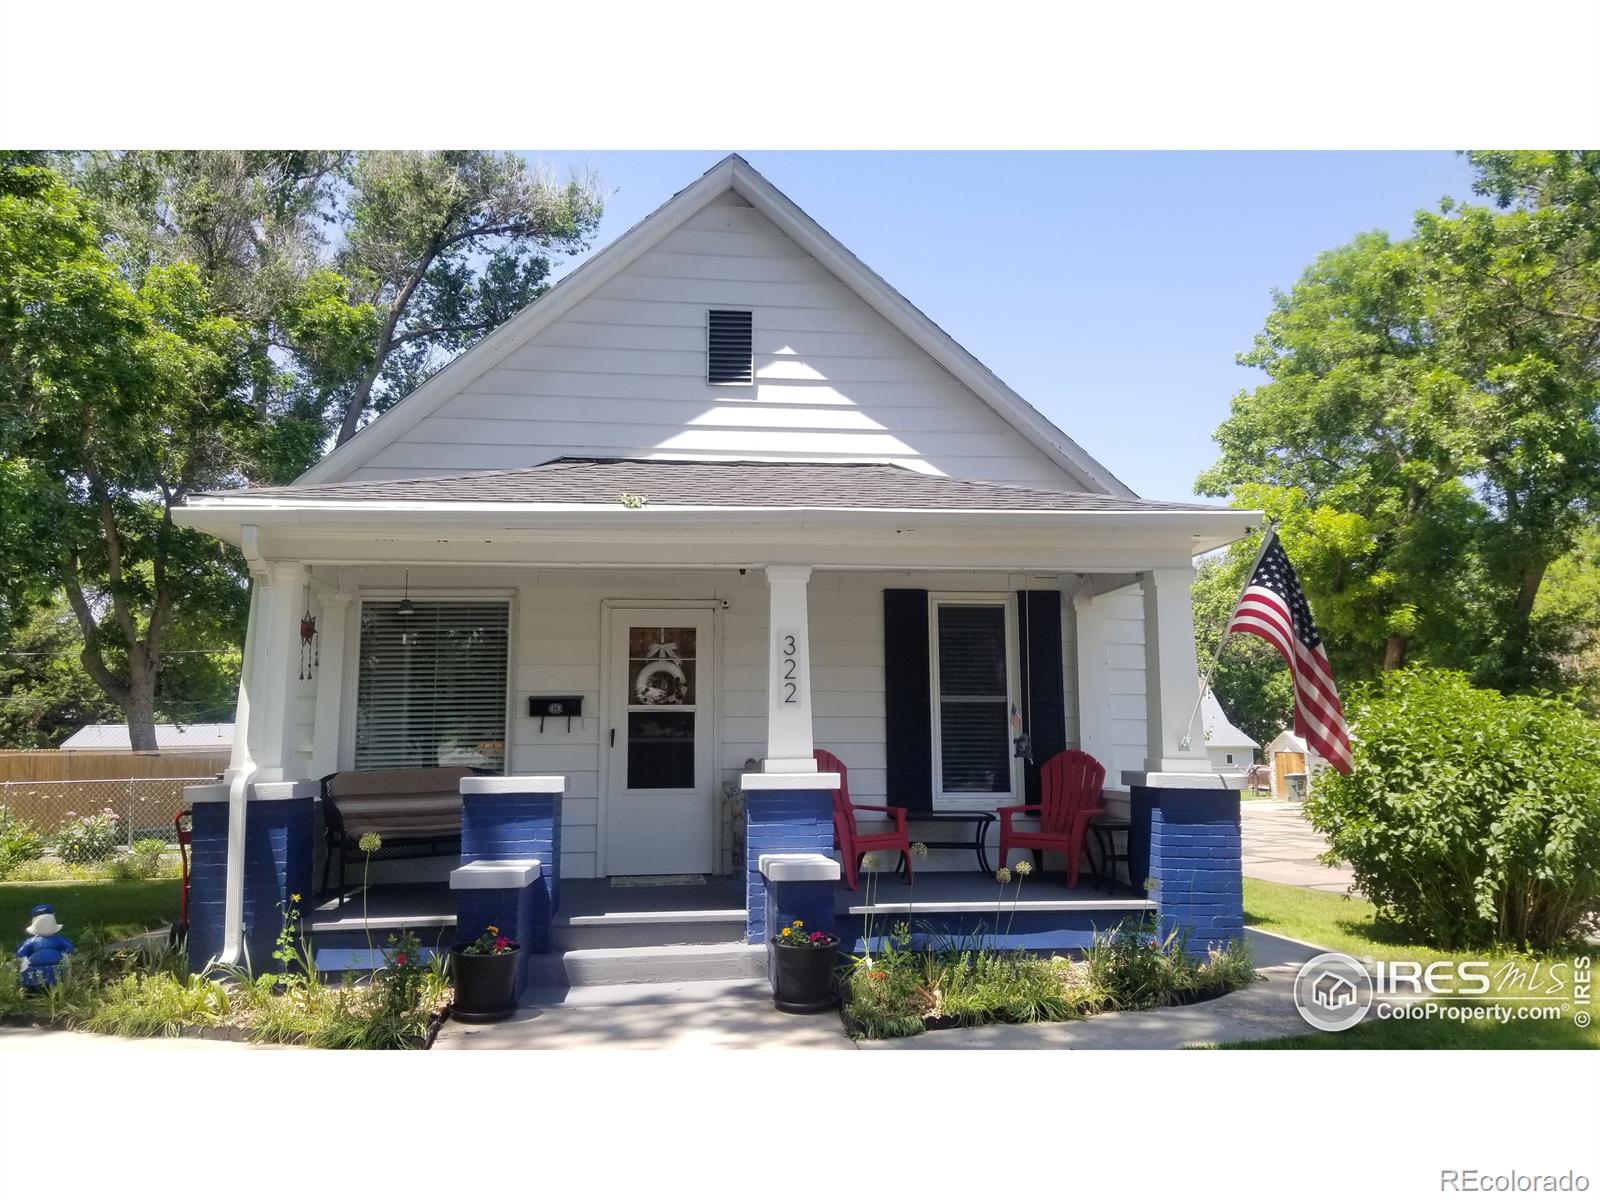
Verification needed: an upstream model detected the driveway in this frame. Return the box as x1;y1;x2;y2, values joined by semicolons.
1240;800;1355;893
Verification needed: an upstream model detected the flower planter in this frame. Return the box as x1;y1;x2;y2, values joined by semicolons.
770;936;840;1013
448;944;522;1022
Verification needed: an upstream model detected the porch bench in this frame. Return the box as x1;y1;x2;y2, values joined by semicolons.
319;767;472;904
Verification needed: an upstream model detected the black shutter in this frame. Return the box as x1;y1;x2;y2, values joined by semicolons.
883;589;932;813
1016;590;1067;806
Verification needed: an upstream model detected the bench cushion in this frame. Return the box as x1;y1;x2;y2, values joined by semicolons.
324;768;468;842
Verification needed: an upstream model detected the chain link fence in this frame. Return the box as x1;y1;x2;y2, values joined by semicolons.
0;777;219;847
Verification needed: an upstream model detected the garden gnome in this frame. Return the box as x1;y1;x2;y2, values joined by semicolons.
15;904;73;989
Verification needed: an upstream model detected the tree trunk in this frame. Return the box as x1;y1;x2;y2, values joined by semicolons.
123;664;160;751
336;362;381;446
1383;634;1406;671
1513;557;1548;623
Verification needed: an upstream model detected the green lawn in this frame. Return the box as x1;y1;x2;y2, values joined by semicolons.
1235;878;1597;1050
0;879;180;941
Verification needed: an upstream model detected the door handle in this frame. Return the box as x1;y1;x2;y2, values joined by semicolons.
610;728;616;748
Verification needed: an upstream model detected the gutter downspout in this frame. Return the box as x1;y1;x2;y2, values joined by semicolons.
219;525;267;967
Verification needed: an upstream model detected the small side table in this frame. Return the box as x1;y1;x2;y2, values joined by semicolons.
1087;818;1132;894
913;810;997;875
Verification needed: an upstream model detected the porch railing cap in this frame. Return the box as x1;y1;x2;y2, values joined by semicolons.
460;775;566;796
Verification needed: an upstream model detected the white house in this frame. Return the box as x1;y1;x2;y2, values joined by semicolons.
174;156;1259;974
1201;691;1257;772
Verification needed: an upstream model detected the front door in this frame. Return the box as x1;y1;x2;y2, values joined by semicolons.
604;608;715;875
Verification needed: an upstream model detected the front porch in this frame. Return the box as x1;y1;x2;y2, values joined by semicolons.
300;869;1157;986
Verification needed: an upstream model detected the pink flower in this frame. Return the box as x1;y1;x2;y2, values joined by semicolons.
394;953;408;966
494;936;509;950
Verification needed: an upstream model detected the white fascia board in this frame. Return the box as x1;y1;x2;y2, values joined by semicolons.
294;159;740;487
173;503;1260;557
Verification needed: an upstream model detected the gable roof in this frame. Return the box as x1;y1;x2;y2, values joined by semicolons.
203;457;1220;513
298;155;1135;496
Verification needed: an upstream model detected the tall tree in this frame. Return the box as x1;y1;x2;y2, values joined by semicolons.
333;151;603;444
1199;151;1600;693
0;157;357;748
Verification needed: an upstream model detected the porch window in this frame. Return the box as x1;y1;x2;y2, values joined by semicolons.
353;598;510;772
930;598;1018;802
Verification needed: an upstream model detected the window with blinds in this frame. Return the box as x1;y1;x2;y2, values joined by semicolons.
353;599;510;772
933;601;1015;797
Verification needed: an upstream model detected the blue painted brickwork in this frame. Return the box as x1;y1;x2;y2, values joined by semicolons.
743;787;835;944
456;883;539;994
1141;786;1244;950
187;796;315;974
461;791;561;914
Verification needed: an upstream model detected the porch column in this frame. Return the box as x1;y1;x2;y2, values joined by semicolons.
225;578;265;781
308;591;351;778
253;560;310;782
762;564;816;773
1138;568;1209;774
1071;590;1116;770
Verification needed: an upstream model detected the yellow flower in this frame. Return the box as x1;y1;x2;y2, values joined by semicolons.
290;893;302;902
996;867;1013;884
486;924;499;935
792;919;804;928
1014;860;1033;877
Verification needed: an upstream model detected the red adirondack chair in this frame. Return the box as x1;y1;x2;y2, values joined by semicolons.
997;749;1107;888
817;748;913;891
174;809;193;935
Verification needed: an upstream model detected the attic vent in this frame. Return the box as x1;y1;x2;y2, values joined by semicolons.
707;309;753;385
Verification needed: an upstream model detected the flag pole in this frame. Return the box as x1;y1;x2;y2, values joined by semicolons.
1178;520;1279;752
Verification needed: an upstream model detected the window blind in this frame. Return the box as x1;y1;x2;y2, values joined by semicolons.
936;603;1011;794
354;599;510;772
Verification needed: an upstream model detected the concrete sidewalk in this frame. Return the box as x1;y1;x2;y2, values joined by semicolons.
1241;800;1355;893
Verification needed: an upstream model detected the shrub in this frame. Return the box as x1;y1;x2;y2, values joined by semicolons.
110;839;171;881
52;808;124;864
1306;668;1600;950
0;814;46;862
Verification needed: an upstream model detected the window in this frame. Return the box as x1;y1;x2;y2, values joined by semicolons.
930;598;1017;801
707;308;753;384
1225;753;1235;765
354;598;510;772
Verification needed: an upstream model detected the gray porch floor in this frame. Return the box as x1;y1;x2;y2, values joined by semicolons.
312;870;1147;926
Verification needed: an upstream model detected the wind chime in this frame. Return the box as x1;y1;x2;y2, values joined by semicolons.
1012;580;1034;764
299;585;319;680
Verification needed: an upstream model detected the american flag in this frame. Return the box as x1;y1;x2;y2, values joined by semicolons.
1226;532;1353;774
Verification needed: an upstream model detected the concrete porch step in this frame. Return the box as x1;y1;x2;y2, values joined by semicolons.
554;909;747;950
526;941;766;988
313;945;446;976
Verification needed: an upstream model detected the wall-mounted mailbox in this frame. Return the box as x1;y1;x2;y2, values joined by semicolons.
528;695;583;732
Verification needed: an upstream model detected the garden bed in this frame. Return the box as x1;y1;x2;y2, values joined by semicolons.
839;918;1257;1040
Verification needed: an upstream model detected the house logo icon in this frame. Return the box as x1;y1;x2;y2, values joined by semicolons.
1293;952;1373;1032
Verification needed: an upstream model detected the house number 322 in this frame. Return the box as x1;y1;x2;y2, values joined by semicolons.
778;632;802;705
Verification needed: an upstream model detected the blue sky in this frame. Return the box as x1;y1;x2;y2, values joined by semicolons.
521;151;1478;501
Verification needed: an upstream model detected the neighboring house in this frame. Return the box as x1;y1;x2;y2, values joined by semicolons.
174;156;1260;973
1201;691;1257;772
60;722;235;751
1265;729;1323;798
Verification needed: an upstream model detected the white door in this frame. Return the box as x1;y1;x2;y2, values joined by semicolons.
604;608;716;875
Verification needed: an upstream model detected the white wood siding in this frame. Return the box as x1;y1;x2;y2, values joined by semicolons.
353;193;1084;488
1100;585;1149;785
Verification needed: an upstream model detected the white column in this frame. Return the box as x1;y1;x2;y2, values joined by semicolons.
252;560;308;782
762;564;816;773
308;591;352;777
1071;590;1116;770
1139;567;1209;774
225;579;264;781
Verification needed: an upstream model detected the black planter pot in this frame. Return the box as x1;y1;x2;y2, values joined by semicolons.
771;937;840;1013
449;945;522;1022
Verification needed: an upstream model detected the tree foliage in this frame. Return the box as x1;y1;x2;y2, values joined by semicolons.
332;151;603;444
1199;151;1600;697
0;152;602;749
